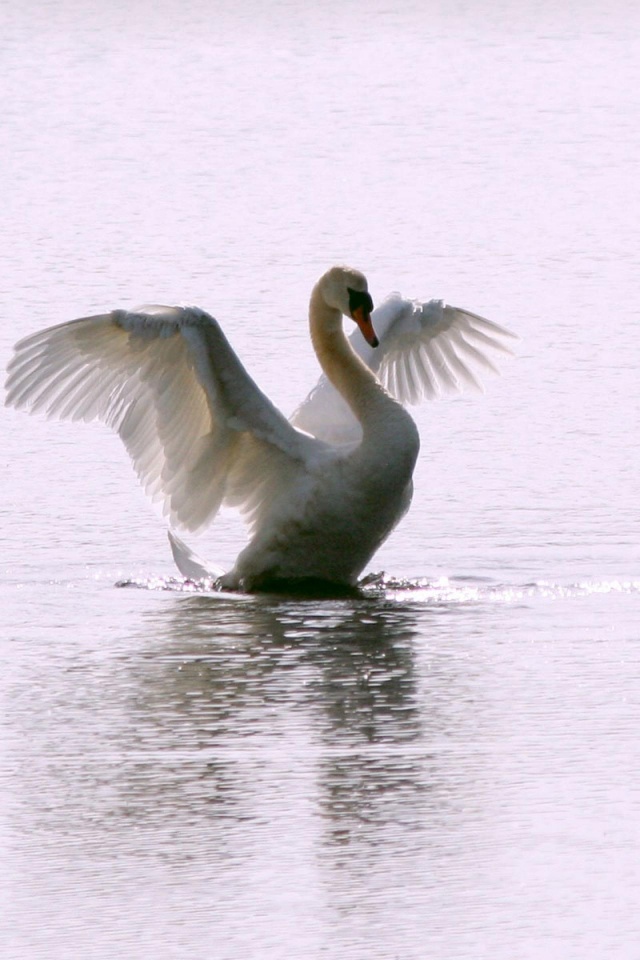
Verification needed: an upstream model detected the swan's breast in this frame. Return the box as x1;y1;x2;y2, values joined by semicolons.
231;411;419;588
359;402;420;483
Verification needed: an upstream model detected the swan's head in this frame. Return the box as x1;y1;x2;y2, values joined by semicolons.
319;266;378;347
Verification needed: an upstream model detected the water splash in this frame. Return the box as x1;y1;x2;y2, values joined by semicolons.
116;573;640;604
370;575;640;604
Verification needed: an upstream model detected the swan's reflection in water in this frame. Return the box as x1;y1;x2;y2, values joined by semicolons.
109;595;478;862
9;590;483;945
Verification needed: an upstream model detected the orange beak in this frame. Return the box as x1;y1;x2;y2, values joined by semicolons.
352;306;379;348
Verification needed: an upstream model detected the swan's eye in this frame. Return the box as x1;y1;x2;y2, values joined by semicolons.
347;287;374;318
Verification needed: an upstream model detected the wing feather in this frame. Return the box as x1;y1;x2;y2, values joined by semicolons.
6;306;321;533
415;345;440;400
439;337;485;393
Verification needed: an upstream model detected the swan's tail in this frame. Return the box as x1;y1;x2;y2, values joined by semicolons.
168;530;224;580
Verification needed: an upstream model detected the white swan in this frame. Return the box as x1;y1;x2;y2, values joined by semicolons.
5;266;515;591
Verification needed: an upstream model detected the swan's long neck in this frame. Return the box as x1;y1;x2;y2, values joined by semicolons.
309;284;390;433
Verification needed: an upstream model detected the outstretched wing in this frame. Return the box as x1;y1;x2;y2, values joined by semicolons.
291;293;516;445
5;305;323;533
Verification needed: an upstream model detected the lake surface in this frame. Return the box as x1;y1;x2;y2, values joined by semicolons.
2;1;639;957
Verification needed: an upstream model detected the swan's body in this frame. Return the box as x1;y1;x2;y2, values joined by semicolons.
5;266;515;591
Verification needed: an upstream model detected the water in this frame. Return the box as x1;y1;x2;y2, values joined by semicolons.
2;1;640;957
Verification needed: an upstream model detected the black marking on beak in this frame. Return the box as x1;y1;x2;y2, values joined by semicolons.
347;287;374;317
